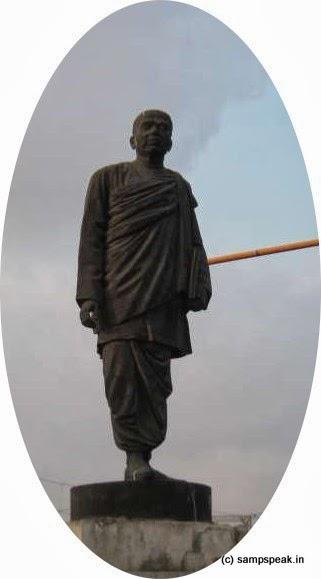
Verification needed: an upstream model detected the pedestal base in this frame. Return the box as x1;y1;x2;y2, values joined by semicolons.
70;480;211;522
70;517;250;577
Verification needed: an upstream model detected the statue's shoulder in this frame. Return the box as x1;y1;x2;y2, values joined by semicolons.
165;168;186;183
93;162;131;180
166;169;198;208
89;162;133;194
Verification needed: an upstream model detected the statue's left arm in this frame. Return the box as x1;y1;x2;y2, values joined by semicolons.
76;169;107;330
184;182;212;312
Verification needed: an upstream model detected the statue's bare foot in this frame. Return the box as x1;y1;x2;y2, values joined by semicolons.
124;465;173;481
148;467;173;480
124;465;154;481
124;451;173;481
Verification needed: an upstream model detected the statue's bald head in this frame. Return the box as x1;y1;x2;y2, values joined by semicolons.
132;109;173;136
130;109;173;158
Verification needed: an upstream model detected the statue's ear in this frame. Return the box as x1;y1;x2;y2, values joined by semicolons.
166;138;172;153
130;135;136;150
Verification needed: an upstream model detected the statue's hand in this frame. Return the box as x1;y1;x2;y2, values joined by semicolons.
182;295;206;313
80;300;101;333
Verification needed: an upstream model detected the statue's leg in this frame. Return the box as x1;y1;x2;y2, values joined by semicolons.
102;340;172;480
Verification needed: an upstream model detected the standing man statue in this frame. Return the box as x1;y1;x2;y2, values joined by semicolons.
76;110;212;481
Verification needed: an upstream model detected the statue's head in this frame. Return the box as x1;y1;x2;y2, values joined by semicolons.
130;110;173;157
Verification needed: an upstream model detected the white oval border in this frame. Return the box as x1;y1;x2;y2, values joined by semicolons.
1;1;320;577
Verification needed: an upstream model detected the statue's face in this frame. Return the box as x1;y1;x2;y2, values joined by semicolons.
131;113;172;156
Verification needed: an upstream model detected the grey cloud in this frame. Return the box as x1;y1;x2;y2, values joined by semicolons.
3;1;267;261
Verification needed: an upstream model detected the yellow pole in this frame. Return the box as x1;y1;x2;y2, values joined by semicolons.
207;238;319;266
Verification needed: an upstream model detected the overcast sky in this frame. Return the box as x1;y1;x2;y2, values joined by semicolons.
1;1;319;518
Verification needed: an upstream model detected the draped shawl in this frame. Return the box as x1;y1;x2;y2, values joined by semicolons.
77;166;212;325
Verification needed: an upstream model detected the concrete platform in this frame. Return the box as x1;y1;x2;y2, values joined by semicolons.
70;516;251;577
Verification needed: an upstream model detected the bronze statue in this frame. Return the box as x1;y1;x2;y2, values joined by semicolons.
76;110;212;481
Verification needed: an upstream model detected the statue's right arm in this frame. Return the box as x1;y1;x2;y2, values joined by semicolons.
76;169;108;331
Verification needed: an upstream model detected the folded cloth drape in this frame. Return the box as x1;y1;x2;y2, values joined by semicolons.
103;175;211;324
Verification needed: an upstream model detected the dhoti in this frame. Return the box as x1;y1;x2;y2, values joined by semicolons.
102;340;173;452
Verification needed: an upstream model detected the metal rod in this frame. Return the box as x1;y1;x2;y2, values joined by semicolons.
207;239;319;266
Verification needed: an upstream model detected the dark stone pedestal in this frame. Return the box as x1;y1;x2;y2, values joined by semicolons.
70;480;212;522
